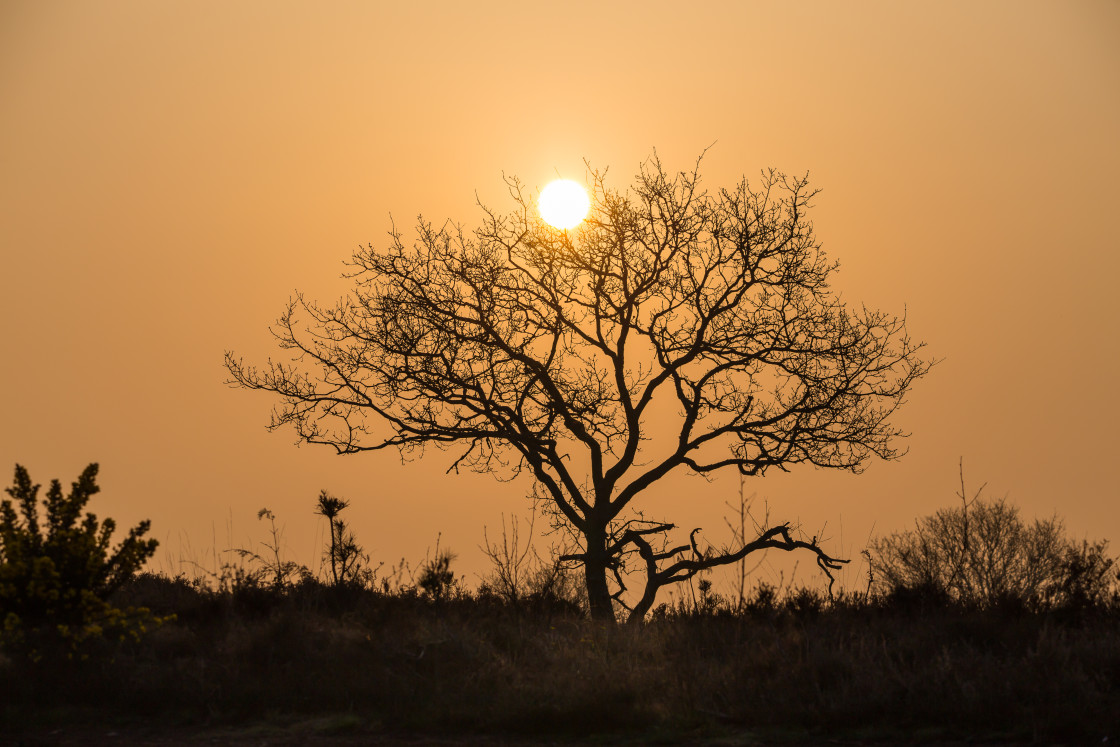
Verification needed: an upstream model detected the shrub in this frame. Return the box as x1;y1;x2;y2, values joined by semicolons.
478;511;586;614
315;491;374;588
1053;538;1118;608
230;507;311;591
418;548;459;600
869;485;1118;610
0;463;165;655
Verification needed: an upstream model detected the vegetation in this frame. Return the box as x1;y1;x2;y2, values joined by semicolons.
0;464;165;657
314;491;373;588
3;473;1119;743
230;507;312;591
869;471;1119;610
226;153;933;621
3;564;1118;743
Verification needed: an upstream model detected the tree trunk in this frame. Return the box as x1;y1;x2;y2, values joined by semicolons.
583;528;615;622
329;520;339;586
627;581;660;624
584;560;614;622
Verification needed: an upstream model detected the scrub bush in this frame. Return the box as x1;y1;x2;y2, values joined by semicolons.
0;463;166;656
869;491;1118;610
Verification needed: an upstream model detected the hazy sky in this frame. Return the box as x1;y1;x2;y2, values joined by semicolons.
2;1;1118;591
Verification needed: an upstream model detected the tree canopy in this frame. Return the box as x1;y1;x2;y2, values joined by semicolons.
227;154;932;621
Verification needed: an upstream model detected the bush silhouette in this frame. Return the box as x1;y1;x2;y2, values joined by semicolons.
0;463;163;654
315;491;372;588
869;483;1117;610
418;548;458;600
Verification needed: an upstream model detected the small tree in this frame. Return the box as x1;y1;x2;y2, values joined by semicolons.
315;491;370;587
417;548;458;600
0;464;161;651
227;153;931;622
869;469;1118;609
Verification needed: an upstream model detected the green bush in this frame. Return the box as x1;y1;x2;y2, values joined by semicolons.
0;463;165;656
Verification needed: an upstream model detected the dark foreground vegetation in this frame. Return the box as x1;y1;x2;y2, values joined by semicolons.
4;574;1120;744
3;463;1119;743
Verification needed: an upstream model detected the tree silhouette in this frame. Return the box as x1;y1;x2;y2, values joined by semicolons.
226;154;932;622
315;491;368;587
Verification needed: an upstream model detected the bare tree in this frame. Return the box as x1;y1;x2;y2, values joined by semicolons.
225;153;932;623
869;465;1118;609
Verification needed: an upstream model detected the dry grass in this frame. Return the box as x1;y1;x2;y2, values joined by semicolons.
3;574;1118;743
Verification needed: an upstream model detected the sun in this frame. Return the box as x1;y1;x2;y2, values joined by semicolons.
538;179;590;229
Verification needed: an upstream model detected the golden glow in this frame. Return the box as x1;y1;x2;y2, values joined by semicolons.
538;180;590;229
2;1;1117;589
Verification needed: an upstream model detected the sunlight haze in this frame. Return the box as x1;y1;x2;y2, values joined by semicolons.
2;0;1118;591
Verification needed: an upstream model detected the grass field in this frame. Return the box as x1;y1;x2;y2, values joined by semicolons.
3;573;1118;744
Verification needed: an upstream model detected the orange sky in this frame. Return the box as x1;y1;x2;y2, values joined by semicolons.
2;1;1118;593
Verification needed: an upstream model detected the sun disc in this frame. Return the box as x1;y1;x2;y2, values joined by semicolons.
538;179;590;229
